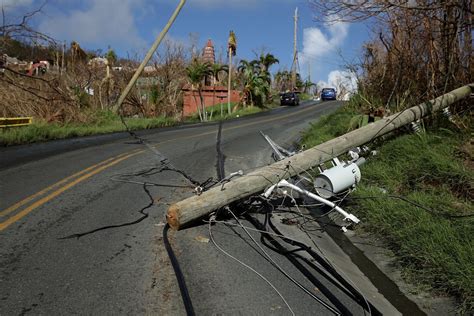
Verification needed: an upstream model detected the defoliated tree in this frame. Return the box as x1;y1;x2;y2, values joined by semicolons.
227;31;237;114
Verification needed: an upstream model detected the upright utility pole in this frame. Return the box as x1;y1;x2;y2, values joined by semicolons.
308;58;312;94
291;7;298;91
308;58;311;83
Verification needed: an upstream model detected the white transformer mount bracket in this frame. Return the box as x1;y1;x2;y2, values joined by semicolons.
263;179;360;224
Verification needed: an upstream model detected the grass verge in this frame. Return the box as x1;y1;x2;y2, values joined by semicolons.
0;112;177;146
301;105;473;312
187;103;267;122
0;102;276;146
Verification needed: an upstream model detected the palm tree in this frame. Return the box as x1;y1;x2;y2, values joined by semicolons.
238;59;270;107
257;53;279;100
302;79;316;94
237;59;259;75
186;58;211;121
209;63;229;116
274;70;291;92
258;53;279;75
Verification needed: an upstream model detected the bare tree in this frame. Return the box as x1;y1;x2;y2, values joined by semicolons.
310;0;473;110
1;1;56;50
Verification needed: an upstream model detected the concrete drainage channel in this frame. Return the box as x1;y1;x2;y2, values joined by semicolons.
312;209;426;315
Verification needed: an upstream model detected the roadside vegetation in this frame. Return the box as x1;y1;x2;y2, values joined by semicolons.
302;102;473;312
0;112;177;146
1;6;311;146
300;5;473;305
0;101;276;146
304;2;472;311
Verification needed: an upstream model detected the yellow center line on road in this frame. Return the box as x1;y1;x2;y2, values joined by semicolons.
0;150;140;218
0;151;142;231
0;103;325;231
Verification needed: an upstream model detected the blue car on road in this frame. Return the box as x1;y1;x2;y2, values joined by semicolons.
321;88;337;101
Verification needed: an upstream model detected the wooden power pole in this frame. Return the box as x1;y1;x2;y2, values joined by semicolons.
291;7;298;91
113;0;186;113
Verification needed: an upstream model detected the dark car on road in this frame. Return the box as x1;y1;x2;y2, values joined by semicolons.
321;88;337;101
280;92;300;106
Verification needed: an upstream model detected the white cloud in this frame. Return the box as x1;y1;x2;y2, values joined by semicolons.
37;0;147;53
299;21;349;64
0;0;33;8
317;70;357;99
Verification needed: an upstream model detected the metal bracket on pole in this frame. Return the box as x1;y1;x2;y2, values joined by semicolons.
260;131;296;161
263;179;360;224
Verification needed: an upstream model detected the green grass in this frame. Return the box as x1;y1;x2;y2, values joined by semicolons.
301;106;358;148
299;92;313;101
352;131;473;313
0;102;276;146
188;101;276;122
0;111;177;146
302;105;474;312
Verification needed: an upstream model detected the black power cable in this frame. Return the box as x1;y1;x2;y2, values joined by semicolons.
244;213;348;316
163;224;195;316
266;215;381;315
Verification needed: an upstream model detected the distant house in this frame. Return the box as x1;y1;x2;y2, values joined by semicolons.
5;54;20;65
38;60;51;69
144;65;159;73
88;57;108;66
1;54;29;72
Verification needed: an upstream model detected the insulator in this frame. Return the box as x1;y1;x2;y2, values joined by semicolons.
411;121;421;133
442;107;455;122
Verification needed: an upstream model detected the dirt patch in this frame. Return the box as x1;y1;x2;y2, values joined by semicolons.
150;226;185;316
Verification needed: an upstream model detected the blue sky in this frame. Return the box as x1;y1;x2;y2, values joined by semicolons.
2;0;371;88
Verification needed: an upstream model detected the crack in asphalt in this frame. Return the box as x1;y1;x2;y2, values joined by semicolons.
216;121;226;181
58;183;154;240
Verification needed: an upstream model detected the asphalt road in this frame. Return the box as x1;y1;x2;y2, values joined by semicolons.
1;100;397;315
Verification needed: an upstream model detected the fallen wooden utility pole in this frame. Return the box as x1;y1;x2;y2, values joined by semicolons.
167;84;473;230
